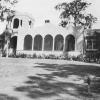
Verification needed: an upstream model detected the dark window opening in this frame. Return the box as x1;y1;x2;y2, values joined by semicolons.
65;35;75;51
10;36;17;55
29;21;32;28
86;39;97;50
34;35;42;51
44;35;53;51
21;20;22;26
54;35;64;51
13;18;19;28
24;35;32;50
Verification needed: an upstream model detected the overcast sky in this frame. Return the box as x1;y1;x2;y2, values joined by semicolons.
15;0;100;28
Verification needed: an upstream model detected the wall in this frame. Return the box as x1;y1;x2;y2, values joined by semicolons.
9;13;84;56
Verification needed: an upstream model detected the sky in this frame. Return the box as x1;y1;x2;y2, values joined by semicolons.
14;0;100;28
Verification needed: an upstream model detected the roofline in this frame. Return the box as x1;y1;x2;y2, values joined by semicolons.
13;11;35;22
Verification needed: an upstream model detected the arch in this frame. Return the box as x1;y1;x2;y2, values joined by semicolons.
10;36;17;49
24;35;32;50
13;18;19;28
44;35;53;51
34;35;42;50
65;35;75;51
54;35;64;51
10;36;17;55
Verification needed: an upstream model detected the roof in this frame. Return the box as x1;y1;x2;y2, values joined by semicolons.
13;11;35;22
33;22;73;36
86;29;100;36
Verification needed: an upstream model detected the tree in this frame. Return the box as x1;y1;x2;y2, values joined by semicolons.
55;0;97;29
0;0;18;57
0;0;18;21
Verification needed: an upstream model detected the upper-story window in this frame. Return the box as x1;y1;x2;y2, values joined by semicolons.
20;20;22;27
13;18;19;28
29;20;32;28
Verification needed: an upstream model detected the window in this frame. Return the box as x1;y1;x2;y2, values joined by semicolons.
34;35;42;51
44;35;53;51
20;20;22;26
13;18;19;28
29;20;32;28
54;35;64;51
24;35;32;50
65;35;75;51
86;39;97;50
87;40;92;49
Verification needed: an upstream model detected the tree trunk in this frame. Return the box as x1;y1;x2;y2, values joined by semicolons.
6;40;9;58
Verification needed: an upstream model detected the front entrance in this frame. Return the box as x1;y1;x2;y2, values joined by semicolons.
10;36;17;56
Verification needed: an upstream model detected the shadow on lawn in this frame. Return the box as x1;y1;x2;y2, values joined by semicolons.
0;94;18;100
35;63;100;77
15;63;100;99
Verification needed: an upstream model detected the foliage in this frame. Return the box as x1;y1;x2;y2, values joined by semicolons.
55;0;97;28
0;0;18;58
0;0;18;21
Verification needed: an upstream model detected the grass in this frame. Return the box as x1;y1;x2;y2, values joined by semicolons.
0;58;100;100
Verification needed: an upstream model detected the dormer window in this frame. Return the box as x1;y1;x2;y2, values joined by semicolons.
13;18;19;28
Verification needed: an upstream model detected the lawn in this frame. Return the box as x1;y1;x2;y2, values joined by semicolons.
0;58;100;100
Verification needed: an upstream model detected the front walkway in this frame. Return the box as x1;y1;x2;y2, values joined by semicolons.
0;58;100;100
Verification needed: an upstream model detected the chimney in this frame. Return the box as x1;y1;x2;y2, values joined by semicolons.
45;20;50;23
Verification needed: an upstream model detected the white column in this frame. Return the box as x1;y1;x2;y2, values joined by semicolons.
92;39;93;50
6;40;9;58
32;37;34;50
63;38;65;52
42;37;44;51
52;37;54;51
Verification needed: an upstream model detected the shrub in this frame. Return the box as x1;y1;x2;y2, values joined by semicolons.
37;55;42;59
48;54;57;59
32;53;37;58
15;53;27;58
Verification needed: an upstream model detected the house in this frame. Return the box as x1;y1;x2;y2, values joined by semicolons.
4;12;100;58
6;12;79;57
84;29;100;58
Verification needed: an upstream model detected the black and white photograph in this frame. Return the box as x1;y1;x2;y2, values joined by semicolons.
0;0;100;100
